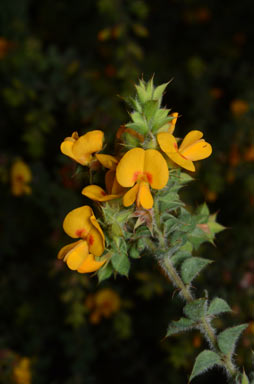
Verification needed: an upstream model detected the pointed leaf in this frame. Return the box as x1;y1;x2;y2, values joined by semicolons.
153;82;169;101
217;324;248;356
111;252;130;276
166;317;196;337
242;371;250;384
207;298;231;316
143;100;158;120
183;298;207;321
189;350;221;382
181;257;213;284
98;263;113;283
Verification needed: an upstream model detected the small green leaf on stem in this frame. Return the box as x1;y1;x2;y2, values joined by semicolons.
166;317;197;337
181;257;213;284
189;350;221;382
183;298;207;321
217;324;248;356
242;370;250;384
207;298;231;316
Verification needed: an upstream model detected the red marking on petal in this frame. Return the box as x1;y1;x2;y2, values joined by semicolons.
88;235;94;245
174;143;178;150
76;229;85;237
145;172;153;184
133;171;141;182
101;190;107;196
16;175;24;182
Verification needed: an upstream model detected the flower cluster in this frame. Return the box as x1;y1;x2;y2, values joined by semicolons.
58;79;212;276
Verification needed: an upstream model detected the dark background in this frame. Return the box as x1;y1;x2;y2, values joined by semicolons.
0;0;253;383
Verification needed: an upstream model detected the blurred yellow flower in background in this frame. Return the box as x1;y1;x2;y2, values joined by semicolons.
85;288;121;324
230;99;249;117
10;160;32;196
13;357;31;384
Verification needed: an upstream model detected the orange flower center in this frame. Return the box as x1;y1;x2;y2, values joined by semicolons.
132;171;153;184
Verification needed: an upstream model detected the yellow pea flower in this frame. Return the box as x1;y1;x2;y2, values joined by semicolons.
82;154;125;201
10;160;32;196
60;130;104;166
13;357;31;384
57;206;106;273
85;288;121;324
116;148;169;209
157;130;212;172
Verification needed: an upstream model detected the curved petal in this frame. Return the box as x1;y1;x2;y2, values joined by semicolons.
123;183;139;207
63;205;93;238
144;149;169;189
57;240;83;260
179;131;203;152
181;141;212;161
166;152;195;172
137;181;153;209
65;240;89;270
96;154;118;170
77;254;106;273
116;148;145;187
87;227;105;257
157;132;178;154
60;140;77;162
168;112;178;134
72;130;104;165
82;185;121;202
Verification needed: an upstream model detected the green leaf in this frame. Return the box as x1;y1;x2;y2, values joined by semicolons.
143;100;158;120
181;257;213;284
135;84;148;104
207;298;231;316
166;317;196;337
129;246;140;259
97;262;113;283
111;252;131;276
146;77;154;99
183;298;207;321
179;172;194;184
217;324;248;356
153;82;169;101
242;371;250;384
171;251;192;267
125;121;148;135
189;350;221;382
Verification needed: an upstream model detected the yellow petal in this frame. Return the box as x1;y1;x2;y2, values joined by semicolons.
181;141;212;161
179;131;203;152
105;169;115;193
123;183;139;207
166;152;195;172
116;148;145;187
89;215;105;257
57;240;83;260
168;112;178;134
65;240;89;270
72;130;104;165
157;132;178;154
11;160;32;182
137;181;153;209
77;254;106;273
63;205;93;238
144;149;169;189
60;140;77;162
96;154;118;170
82;185;121;201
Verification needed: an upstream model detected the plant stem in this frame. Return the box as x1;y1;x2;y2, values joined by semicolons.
160;255;238;381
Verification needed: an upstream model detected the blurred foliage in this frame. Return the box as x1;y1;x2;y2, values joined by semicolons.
0;0;253;383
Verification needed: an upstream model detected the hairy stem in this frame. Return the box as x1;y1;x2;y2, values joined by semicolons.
160;255;238;381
